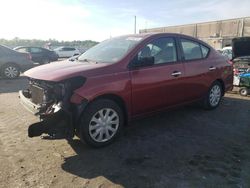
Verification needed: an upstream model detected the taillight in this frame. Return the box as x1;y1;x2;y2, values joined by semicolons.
233;68;239;75
227;60;233;65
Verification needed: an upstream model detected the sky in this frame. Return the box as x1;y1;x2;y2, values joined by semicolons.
0;0;250;42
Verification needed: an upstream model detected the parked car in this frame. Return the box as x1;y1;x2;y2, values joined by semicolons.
14;46;58;64
0;45;35;79
54;47;80;58
19;33;233;147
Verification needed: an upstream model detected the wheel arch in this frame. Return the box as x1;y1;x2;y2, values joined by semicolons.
0;62;21;69
0;62;21;76
89;93;129;126
215;79;225;96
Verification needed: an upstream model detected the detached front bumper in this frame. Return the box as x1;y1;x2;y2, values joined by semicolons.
19;90;41;115
19;87;88;139
19;90;79;139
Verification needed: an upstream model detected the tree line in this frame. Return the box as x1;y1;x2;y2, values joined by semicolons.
0;37;98;50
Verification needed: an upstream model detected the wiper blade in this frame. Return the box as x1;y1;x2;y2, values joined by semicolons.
79;59;98;64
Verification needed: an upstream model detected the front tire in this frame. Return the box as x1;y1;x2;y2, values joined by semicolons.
1;64;20;79
203;81;223;110
79;99;124;147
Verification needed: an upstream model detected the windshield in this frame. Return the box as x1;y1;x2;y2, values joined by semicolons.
78;36;143;63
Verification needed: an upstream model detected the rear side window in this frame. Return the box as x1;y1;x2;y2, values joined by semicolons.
181;39;202;60
30;48;43;53
201;45;209;58
62;47;76;51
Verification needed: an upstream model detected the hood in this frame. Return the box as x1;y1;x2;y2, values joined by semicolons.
24;60;106;81
232;37;250;59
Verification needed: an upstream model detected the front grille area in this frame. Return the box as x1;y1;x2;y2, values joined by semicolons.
30;85;45;104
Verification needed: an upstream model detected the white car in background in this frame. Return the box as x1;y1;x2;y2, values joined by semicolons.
221;46;232;60
54;47;80;58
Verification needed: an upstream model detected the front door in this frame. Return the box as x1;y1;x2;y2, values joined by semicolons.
130;37;186;116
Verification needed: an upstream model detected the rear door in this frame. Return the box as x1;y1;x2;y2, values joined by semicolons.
178;37;215;100
130;37;186;116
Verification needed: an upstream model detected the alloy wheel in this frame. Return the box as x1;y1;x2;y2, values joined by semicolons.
209;85;221;107
4;66;19;78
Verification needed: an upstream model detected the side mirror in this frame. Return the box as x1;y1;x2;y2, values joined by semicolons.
132;56;154;68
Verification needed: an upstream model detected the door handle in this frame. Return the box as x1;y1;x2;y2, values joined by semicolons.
171;71;182;77
209;66;216;71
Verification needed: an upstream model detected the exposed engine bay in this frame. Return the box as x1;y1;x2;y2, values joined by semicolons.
20;77;86;139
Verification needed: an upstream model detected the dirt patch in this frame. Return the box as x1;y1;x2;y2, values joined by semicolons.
0;77;250;187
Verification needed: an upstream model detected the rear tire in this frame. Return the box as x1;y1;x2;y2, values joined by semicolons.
203;81;223;110
79;99;124;148
0;63;20;79
239;87;248;96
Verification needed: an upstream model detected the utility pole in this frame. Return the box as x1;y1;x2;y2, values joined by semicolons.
134;16;137;34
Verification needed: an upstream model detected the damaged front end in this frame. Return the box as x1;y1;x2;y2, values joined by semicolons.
19;77;86;139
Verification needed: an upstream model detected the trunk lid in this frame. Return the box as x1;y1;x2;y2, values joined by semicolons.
232;37;250;59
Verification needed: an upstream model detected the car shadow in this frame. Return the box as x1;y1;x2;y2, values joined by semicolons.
61;97;250;187
0;76;28;93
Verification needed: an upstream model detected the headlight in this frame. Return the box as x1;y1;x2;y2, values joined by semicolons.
65;76;86;90
53;76;86;100
53;84;65;100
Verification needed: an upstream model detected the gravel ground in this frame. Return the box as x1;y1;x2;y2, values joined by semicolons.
0;77;250;188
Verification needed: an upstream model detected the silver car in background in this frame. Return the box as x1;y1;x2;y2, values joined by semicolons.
0;45;35;79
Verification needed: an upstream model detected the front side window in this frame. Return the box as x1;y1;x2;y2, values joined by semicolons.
181;39;203;60
137;37;177;65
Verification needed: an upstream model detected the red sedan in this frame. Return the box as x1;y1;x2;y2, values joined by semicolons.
20;33;233;147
